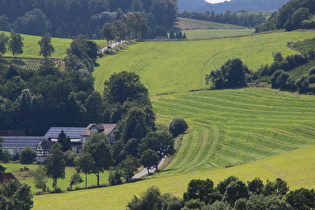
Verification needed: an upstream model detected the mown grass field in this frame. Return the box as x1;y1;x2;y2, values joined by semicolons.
175;18;247;30
182;28;255;39
151;88;315;175
0;31;105;58
93;30;315;96
3;163;110;192
33;144;315;209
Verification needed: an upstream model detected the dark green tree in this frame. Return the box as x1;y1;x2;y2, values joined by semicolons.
139;131;175;159
127;186;162;210
286;188;315;209
69;173;83;190
0;33;9;59
140;149;159;174
75;152;95;188
118;155;139;181
263;178;289;196
101;23;114;46
183;179;220;205
45;142;66;189
38;35;54;62
168;116;188;138
0;137;6;173
0;179;33;210
9;32;24;58
223;180;249;205
83;132;113;186
216;176;239;195
57;130;71;152
247;177;264;195
19;147;36;164
33;165;47;192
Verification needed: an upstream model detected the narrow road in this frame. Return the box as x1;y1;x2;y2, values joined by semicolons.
98;41;125;53
132;157;166;179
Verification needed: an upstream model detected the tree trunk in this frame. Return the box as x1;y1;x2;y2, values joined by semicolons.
147;168;150;175
85;174;87;188
97;173;99;186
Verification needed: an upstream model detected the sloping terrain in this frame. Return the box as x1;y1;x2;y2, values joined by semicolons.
93;30;315;96
33;144;315;209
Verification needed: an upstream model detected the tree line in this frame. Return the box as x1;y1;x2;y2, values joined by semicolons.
255;0;315;32
0;0;177;39
179;10;266;28
127;176;315;209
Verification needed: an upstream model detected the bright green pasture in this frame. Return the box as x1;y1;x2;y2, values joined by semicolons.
182;28;254;39
151;89;315;175
93;30;315;96
33;145;315;209
0;31;105;58
3;163;109;192
175;17;246;30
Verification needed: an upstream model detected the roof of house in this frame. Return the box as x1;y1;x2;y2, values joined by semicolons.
0;173;19;184
44;127;86;139
81;123;118;136
2;136;46;149
37;139;53;150
0;130;25;136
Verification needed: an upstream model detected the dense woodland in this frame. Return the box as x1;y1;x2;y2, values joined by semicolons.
0;0;177;39
179;10;267;28
255;0;315;32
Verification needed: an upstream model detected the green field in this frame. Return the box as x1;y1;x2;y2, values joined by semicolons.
151;88;315;175
3;163;110;192
175;18;247;30
182;28;255;39
93;30;315;96
0;31;105;58
33;144;315;209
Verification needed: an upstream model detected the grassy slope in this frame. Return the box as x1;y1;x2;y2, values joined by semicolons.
151;88;315;175
93;30;315;96
0;31;105;58
3;163;109;192
33;145;315;209
175;18;247;29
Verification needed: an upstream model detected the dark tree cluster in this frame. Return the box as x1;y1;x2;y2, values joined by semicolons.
128;176;315;210
255;0;315;32
179;10;266;28
205;58;251;89
0;0;177;39
254;50;315;94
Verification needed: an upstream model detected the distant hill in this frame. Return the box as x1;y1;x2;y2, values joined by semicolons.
178;0;290;12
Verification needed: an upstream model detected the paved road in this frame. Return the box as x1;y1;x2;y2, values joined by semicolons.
132;157;166;179
98;41;124;53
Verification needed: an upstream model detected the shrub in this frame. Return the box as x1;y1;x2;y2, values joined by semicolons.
169;116;188;137
20;147;36;164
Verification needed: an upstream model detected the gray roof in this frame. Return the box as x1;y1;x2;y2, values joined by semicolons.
2;136;46;149
44;127;86;139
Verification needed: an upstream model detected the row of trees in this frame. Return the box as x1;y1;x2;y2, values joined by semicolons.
255;0;315;32
0;0;177;39
179;10;266;28
0;32;55;61
127;176;315;209
101;12;149;43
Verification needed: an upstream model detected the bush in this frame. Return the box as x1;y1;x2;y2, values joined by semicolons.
20;147;36;164
169;116;188;137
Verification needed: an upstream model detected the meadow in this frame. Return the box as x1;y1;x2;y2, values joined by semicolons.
182;28;255;39
33;144;315;209
0;31;105;58
175;18;247;30
3;163;110;192
93;30;315;96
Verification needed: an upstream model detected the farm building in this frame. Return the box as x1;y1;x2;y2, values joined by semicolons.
1;136;46;158
81;123;118;144
35;139;53;163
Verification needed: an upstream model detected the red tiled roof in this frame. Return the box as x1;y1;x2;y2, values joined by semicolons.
0;173;19;184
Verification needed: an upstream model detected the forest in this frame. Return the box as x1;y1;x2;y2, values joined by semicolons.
0;0;177;39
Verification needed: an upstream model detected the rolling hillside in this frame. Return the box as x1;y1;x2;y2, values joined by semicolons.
93;30;315;96
33;143;315;209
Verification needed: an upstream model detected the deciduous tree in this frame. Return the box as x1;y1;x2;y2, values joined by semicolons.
140;149;159;174
75;152;95;188
0;33;9;59
38;35;54;62
33;165;47;192
9;32;24;58
45;142;66;189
